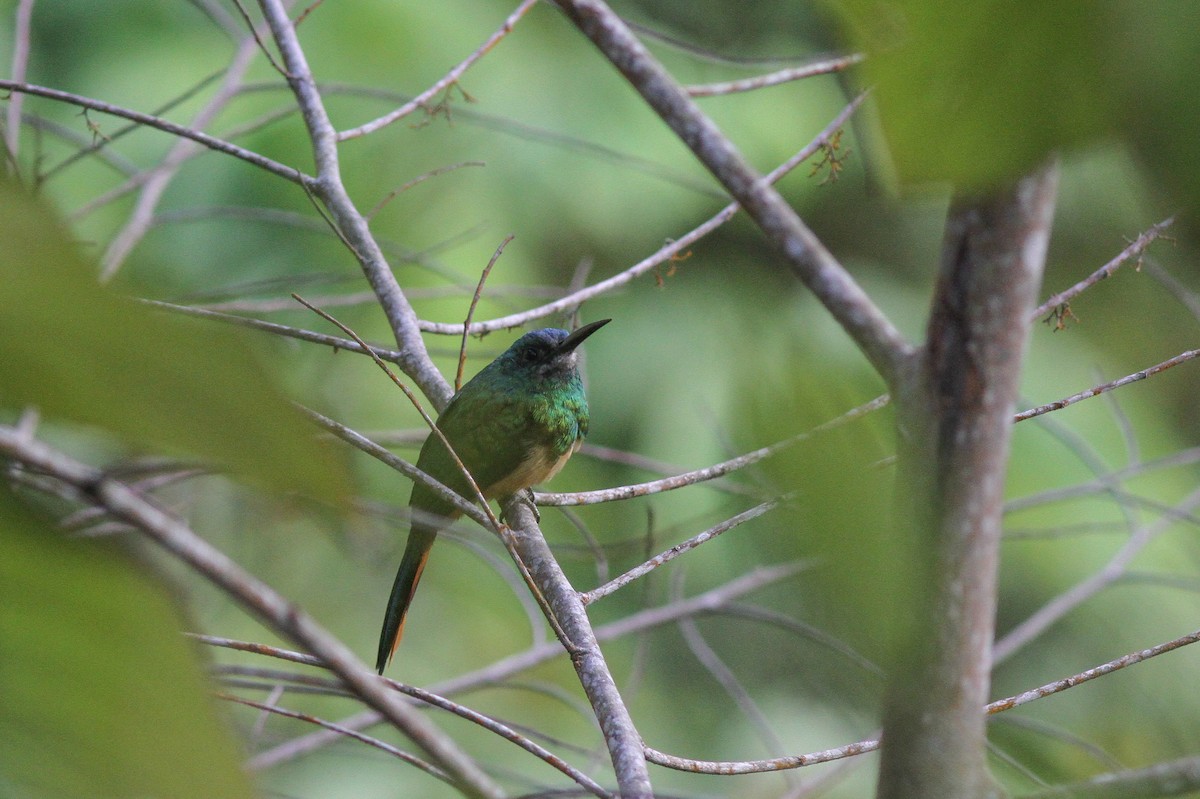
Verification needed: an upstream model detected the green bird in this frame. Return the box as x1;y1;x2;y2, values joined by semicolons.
376;319;610;673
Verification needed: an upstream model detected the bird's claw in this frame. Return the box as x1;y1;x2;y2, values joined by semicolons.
524;487;541;522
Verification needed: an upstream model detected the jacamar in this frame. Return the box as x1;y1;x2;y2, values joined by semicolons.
376;319;610;673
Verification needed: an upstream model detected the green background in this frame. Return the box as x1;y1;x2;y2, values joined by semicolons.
2;2;1198;797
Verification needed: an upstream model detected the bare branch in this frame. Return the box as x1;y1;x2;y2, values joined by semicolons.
551;0;910;386
1021;756;1200;799
458;236;513;391
100;37;261;281
500;499;653;797
219;693;452;781
581;499;781;604
143;299;408;362
246;563;806;768
338;0;539;141
989;627;1200;715
994;486;1200;663
0;428;505;799
539;393;889;506
418;92;867;335
685;54;863;97
1015;349;1200;422
256;0;449;406
1033;216;1175;327
0;80;302;182
4;0;35;171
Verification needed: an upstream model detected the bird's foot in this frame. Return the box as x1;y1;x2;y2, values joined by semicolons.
522;487;541;522
499;488;540;525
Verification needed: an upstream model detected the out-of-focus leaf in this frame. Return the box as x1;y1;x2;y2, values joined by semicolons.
0;490;256;799
829;0;1117;189
0;182;348;502
1111;3;1200;228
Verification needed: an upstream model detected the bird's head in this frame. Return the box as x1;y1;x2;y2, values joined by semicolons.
495;319;610;383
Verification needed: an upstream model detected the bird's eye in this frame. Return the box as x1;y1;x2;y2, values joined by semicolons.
522;347;540;363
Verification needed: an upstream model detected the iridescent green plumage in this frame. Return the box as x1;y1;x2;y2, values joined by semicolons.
376;320;609;673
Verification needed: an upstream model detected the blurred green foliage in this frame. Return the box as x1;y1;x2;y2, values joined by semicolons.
0;489;256;799
1;1;1198;798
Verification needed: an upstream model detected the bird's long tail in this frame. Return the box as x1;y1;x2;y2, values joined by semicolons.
376;525;437;674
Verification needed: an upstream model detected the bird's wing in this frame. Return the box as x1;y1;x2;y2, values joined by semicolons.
410;388;533;508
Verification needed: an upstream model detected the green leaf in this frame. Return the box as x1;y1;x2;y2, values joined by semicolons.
830;0;1117;188
0;182;348;502
0;490;257;799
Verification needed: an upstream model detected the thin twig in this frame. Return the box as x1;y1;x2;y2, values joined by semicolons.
685;54;863;97
1015;349;1200;422
338;0;539;140
994;486;1200;663
1022;755;1200;799
989;627;1200;714
0;80;302;182
417;92;867;335
1033;216;1176;327
220;693;452;781
538;394;889;506
366;160;487;221
458;235;513;391
144;299;407;362
581;498;781;604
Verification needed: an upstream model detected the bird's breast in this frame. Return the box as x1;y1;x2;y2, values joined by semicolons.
484;438;580;499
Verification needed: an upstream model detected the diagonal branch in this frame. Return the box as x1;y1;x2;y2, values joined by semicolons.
0;428;504;799
0;79;300;182
550;0;911;387
256;0;449;407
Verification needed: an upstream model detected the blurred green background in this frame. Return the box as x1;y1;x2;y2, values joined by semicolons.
2;1;1199;797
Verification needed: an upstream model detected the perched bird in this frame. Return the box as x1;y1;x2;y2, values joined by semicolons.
376;319;610;673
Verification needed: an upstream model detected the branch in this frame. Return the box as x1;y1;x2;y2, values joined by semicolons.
499;499;654;798
0;80;301;182
417;93;867;335
4;0;34;170
993;486;1200;663
684;54;863;97
538;393;888;506
218;693;452;782
100;34;262;280
0;428;504;799
143;299;409;363
1033;216;1176;327
580;498;782;604
1014;349;1200;422
551;0;910;387
1022;756;1200;799
647;626;1200;777
881;162;1060;798
246;563;805;769
338;0;539;141
256;0;450;407
207;654;613;797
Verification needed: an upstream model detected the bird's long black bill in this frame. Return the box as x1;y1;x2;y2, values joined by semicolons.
554;318;610;355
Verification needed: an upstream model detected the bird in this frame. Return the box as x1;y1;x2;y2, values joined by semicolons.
376;319;610;674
